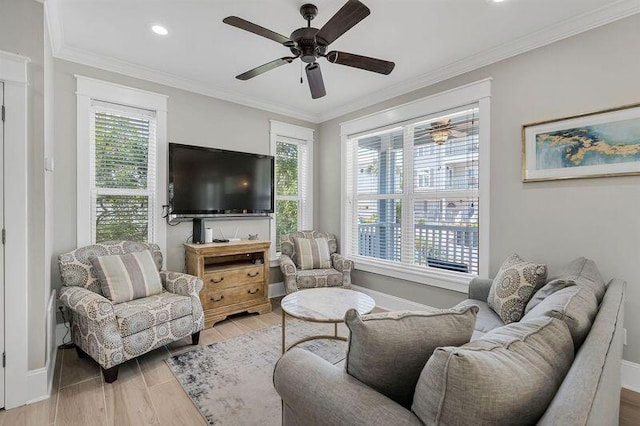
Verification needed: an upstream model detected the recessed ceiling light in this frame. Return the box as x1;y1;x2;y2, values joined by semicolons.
151;25;169;36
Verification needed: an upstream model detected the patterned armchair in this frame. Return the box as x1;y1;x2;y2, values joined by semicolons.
58;241;204;383
279;231;354;294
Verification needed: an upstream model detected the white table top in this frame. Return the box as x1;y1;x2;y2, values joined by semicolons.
281;288;376;322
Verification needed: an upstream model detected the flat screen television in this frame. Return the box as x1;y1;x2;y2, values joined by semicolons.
169;143;274;216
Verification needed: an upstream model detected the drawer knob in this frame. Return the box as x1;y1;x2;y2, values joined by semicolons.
210;277;224;283
247;271;260;278
210;295;224;302
247;288;260;295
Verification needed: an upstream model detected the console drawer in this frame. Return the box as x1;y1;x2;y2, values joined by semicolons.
204;282;265;310
203;264;263;291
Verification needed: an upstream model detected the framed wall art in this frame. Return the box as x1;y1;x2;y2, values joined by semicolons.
522;103;640;182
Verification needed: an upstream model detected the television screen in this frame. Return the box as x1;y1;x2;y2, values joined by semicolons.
169;143;274;215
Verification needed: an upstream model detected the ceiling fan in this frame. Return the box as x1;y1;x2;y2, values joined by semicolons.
223;0;395;99
428;119;468;145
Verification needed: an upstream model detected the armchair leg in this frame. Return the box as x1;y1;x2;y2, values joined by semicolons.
192;331;201;345
75;346;88;359
102;365;120;383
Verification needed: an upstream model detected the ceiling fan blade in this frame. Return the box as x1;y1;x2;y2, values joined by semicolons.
236;57;296;80
315;0;370;46
305;62;326;99
325;51;395;75
223;16;291;45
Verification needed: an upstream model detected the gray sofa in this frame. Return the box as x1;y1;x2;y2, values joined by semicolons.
274;263;626;425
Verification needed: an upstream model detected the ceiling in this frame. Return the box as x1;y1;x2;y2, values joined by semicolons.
46;0;639;123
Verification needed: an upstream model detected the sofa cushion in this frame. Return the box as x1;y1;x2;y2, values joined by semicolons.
487;254;547;324
412;317;574;425
525;279;576;315
455;299;504;333
293;237;331;270
550;257;606;303
521;285;598;349
91;250;163;303
345;305;478;409
113;292;193;337
296;268;343;288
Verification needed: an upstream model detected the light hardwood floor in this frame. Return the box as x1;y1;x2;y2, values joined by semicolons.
0;299;638;426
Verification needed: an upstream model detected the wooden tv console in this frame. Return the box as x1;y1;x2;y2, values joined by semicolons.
184;240;272;328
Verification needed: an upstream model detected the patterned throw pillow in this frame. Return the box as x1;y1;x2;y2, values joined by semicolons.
487;254;547;324
293;237;331;270
90;250;163;304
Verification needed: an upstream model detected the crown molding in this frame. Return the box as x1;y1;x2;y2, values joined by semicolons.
316;0;640;122
46;0;639;124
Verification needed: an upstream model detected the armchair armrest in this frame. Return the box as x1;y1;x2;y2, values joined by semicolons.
274;349;422;426
468;277;493;302
331;253;353;272
280;254;298;294
59;286;116;323
160;270;203;296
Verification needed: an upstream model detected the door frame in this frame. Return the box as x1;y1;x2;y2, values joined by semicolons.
0;50;30;409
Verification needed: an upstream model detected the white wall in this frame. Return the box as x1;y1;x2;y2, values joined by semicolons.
317;15;640;363
53;59;318;289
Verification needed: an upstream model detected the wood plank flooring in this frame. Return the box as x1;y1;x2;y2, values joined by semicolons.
0;298;637;425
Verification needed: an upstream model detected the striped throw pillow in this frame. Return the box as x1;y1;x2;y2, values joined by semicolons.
90;250;163;303
294;237;331;270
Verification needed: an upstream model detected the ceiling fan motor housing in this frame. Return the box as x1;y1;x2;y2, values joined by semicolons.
290;27;326;63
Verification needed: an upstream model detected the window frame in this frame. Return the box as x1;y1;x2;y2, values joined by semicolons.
269;120;314;263
340;79;491;293
76;76;168;262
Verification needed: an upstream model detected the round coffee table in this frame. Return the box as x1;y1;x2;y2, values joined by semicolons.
280;288;375;353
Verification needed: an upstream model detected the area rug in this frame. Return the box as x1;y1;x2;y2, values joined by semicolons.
166;319;347;425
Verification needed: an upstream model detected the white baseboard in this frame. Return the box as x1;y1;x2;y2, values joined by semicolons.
351;285;433;311
25;349;57;404
268;282;285;298
622;360;640;393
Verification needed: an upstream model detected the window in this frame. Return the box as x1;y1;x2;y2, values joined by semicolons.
90;101;156;243
341;80;490;290
76;76;167;254
270;121;314;259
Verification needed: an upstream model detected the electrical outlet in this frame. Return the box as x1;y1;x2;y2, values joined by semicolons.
623;328;627;346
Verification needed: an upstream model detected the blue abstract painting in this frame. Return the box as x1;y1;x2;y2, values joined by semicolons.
535;117;640;170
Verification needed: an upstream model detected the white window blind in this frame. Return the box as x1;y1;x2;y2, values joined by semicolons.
274;136;311;251
89;100;157;243
345;105;480;274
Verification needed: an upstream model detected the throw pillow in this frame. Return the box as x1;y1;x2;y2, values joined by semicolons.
91;249;163;304
411;317;574;426
345;304;478;409
487;254;547;324
550;257;606;303
524;279;576;315
293;237;331;270
521;285;598;349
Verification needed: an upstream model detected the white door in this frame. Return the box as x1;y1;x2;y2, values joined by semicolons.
0;81;5;408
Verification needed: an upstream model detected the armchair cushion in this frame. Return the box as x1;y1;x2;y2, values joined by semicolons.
296;268;343;288
113;292;193;337
91;250;163;303
345;305;478;409
293;237;331;270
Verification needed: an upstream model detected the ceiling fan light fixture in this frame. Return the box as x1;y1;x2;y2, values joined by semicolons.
432;129;449;145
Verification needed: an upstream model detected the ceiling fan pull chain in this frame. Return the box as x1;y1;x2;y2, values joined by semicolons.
300;61;304;84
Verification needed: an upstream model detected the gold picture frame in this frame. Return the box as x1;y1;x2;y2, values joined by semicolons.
522;103;640;182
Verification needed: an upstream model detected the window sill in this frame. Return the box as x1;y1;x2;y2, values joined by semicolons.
351;255;472;294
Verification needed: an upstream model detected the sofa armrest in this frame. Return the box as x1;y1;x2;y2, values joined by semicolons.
59;286;116;322
280;254;298;294
468;277;493;302
274;348;423;426
160;270;203;296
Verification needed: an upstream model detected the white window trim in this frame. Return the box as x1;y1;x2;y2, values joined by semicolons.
269;120;314;265
340;78;491;293
76;75;168;263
